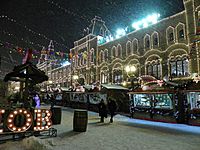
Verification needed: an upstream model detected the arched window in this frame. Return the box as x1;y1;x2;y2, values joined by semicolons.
146;61;161;79
166;26;175;44
78;54;81;66
117;44;122;58
100;51;104;62
80;53;83;66
179;29;184;38
101;70;109;84
126;41;132;55
170;57;189;77
90;50;94;63
152;32;159;48
176;23;185;41
132;39;138;53
113;69;123;84
104;49;108;61
112;46;116;58
144;34;150;50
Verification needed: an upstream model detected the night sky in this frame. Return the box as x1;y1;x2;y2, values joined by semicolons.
0;0;184;55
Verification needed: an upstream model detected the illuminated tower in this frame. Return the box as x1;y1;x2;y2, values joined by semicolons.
90;16;112;38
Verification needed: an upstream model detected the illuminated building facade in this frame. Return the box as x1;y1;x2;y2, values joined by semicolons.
70;0;200;86
37;40;71;90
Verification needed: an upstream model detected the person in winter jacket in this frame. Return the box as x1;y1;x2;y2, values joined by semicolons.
108;99;117;123
98;99;107;122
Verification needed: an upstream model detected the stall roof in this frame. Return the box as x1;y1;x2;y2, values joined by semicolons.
83;85;93;90
4;62;48;84
60;87;71;92
101;84;128;90
128;91;175;94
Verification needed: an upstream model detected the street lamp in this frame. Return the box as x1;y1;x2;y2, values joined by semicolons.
125;65;136;76
125;65;137;89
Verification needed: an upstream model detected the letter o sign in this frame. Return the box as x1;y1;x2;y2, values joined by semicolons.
7;108;33;132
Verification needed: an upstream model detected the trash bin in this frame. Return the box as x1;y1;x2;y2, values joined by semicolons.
73;109;88;132
51;106;62;125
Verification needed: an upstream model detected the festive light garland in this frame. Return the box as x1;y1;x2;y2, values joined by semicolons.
47;0;90;23
0;15;67;49
0;40;69;61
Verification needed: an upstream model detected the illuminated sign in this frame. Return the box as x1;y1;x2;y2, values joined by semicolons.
0;108;52;134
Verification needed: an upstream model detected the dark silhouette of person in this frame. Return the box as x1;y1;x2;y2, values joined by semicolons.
98;99;107;122
50;94;55;108
108;99;117;123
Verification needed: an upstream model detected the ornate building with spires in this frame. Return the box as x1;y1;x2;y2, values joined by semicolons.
69;0;200;87
37;40;71;90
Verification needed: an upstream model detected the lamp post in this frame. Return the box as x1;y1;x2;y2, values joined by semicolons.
125;65;137;89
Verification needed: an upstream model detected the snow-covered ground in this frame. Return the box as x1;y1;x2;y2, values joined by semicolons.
0;107;200;150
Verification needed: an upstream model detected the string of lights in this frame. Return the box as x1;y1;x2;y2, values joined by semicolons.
0;15;68;50
47;0;90;23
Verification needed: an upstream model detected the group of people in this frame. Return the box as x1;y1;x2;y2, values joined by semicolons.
98;98;117;123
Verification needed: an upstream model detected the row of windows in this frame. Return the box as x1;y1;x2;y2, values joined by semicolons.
100;58;189;84
73;23;186;67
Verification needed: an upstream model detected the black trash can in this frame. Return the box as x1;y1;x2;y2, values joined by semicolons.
51;106;62;125
73;109;88;132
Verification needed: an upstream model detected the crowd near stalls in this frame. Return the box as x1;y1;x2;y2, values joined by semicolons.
55;84;129;113
128;75;200;126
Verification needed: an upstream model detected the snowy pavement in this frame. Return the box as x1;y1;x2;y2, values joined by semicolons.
0;107;200;150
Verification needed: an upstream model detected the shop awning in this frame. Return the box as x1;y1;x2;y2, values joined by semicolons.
60;87;71;92
101;84;128;90
83;85;93;90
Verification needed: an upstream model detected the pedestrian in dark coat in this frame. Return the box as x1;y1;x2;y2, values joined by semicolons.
98;99;107;122
108;99;117;123
50;94;55;108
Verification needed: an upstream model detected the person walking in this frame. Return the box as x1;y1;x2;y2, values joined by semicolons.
98;99;107;122
108;99;117;123
50;94;55;108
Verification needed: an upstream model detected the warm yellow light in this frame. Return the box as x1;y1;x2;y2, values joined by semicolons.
125;66;130;72
122;81;127;86
125;65;136;73
73;75;79;80
130;66;136;72
48;80;53;84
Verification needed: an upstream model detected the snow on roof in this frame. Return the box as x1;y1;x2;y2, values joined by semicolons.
101;84;128;90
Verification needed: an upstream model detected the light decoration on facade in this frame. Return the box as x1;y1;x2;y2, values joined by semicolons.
97;13;160;45
132;13;160;30
115;28;126;39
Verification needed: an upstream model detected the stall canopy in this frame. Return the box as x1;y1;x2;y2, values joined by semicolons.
4;62;48;84
101;84;128;90
60;87;71;92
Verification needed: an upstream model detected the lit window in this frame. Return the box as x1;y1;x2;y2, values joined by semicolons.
113;70;122;84
154;37;158;46
170;58;189;77
179;29;184;39
169;32;174;42
147;63;161;79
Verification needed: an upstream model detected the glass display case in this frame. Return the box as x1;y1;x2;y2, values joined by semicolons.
187;92;200;109
131;93;173;109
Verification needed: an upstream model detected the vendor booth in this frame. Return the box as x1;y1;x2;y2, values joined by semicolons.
128;75;178;123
